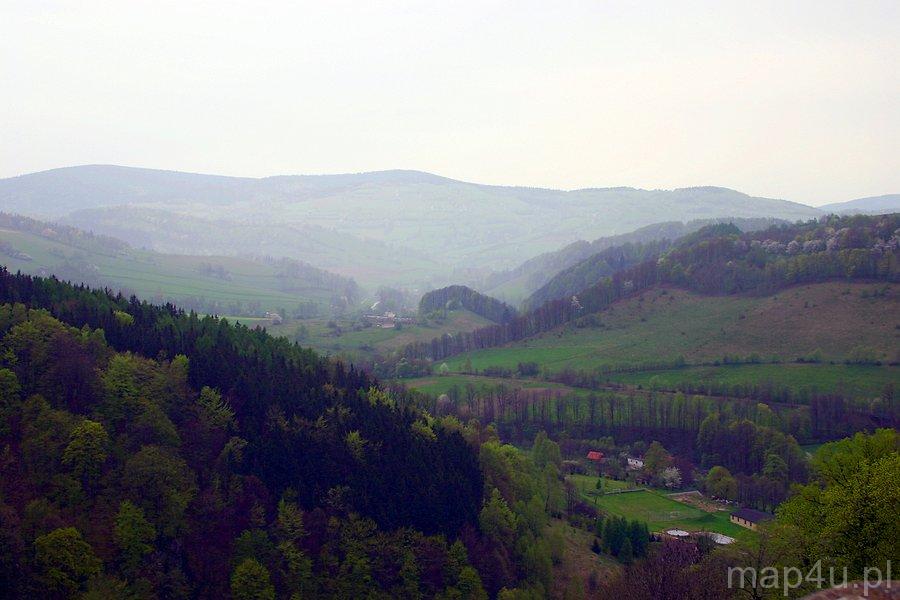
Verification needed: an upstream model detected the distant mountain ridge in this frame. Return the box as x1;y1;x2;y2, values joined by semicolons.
1;165;891;288
819;194;900;215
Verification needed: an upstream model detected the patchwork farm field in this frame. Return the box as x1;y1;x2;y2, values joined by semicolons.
443;283;899;379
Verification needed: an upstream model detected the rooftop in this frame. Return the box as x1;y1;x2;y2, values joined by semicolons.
731;508;774;523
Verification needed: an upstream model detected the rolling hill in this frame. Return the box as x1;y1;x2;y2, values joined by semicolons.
397;214;899;372
0;213;358;316
479;218;786;304
1;166;826;280
419;285;516;323
60;205;443;287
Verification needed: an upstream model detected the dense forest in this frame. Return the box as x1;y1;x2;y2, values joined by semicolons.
0;234;896;597
419;286;517;324
0;267;599;598
401;214;899;363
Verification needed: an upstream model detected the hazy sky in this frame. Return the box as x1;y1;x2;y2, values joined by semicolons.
2;0;898;205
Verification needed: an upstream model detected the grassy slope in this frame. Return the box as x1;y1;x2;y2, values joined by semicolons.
0;228;336;312
441;283;899;396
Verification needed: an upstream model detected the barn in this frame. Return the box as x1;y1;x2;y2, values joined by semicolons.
729;508;773;530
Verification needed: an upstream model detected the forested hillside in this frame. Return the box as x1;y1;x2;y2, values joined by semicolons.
0;268;585;598
419;286;516;324
482;217;784;303
401;214;899;363
523;240;670;311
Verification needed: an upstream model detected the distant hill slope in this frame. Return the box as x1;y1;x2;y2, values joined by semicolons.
399;213;900;363
0;212;359;316
1;166;823;277
523;239;670;311
819;194;900;215
60;205;442;287
480;218;786;303
444;282;900;373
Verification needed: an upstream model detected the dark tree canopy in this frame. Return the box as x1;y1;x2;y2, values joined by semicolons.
419;285;517;324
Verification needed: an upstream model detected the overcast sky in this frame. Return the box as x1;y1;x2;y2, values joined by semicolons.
1;0;898;205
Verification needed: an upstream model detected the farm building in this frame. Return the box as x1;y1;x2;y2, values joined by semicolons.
586;450;603;461
729;508;773;530
626;456;644;470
